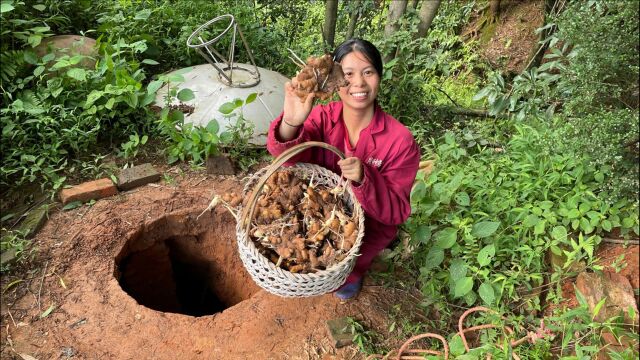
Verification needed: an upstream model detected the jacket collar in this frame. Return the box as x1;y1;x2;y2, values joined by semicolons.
328;101;385;161
329;101;385;135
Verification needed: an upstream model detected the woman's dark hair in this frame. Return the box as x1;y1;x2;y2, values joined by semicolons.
332;38;383;76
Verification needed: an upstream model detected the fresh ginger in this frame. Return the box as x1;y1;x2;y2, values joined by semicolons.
293;54;349;102
225;169;360;274
221;192;242;207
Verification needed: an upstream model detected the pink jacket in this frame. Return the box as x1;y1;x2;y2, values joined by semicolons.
267;101;420;239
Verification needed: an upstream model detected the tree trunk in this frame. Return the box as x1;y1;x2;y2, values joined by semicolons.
383;0;407;62
489;0;501;17
323;0;339;49
346;0;361;40
409;0;420;10
416;0;441;38
384;0;407;38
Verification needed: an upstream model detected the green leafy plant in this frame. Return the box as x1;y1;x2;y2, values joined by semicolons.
93;0;292;74
406;125;639;310
546;289;639;359
155;79;218;165
218;93;265;171
68;153;115;182
549;1;639;115
156;86;261;166
0;228;34;273
473;68;560;120
1;0;56;88
472;1;639;205
346;317;385;355
161;173;176;186
163;117;222;165
474;2;639;120
1;34;158;191
119;133;148;160
538;109;639;203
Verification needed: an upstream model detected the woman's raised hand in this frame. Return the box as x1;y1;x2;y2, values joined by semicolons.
282;79;315;126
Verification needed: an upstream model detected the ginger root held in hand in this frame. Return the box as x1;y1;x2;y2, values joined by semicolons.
293;54;349;101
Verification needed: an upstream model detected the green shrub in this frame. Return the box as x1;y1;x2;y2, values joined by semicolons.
551;1;640;115
540;108;639;203
473;1;639;206
375;1;482;132
475;1;639;118
406;123;639;310
156;91;259;167
93;0;295;75
1;39;157;190
94;1;227;71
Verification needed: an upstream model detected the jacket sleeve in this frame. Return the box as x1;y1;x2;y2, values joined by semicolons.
351;135;420;225
266;106;326;165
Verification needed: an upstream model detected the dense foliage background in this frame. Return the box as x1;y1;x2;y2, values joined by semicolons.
1;0;638;358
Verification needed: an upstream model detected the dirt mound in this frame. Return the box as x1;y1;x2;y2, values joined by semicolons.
1;170;422;359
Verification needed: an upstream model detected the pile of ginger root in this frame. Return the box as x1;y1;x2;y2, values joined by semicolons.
219;169;359;274
290;53;349;102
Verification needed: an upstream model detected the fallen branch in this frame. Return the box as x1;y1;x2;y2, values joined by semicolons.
601;237;640;245
425;104;509;119
36;261;49;313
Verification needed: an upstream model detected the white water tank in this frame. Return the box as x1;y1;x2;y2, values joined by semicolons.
154;63;288;145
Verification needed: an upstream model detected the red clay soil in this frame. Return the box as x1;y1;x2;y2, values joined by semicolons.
0;169;423;360
598;243;640;291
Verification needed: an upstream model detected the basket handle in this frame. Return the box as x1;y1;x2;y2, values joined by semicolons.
239;141;346;232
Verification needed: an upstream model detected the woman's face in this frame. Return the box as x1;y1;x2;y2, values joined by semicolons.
337;51;380;112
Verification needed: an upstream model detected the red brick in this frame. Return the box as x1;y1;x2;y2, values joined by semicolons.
117;163;161;191
206;155;235;175
60;178;118;205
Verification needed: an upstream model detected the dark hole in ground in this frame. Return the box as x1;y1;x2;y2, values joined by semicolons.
117;236;227;316
114;213;260;317
168;237;226;316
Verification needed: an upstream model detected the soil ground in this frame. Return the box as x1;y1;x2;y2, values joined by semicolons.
0;166;425;360
464;0;546;74
1;164;638;359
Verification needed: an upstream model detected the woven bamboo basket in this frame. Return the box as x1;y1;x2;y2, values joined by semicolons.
236;141;365;297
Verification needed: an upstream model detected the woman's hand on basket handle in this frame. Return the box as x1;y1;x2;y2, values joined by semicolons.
338;157;364;184
279;80;314;141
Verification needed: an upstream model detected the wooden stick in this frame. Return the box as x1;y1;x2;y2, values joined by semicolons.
287;48;306;67
36;261;48;312
602;237;640;245
7;309;17;328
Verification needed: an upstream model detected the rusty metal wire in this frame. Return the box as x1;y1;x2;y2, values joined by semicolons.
365;306;553;360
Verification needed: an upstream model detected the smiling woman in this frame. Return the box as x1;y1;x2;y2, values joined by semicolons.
267;38;420;301
337;51;381;145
